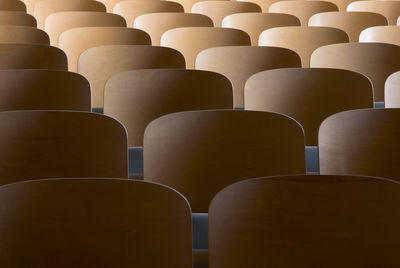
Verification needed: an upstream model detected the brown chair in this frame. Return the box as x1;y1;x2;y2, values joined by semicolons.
222;12;300;45
78;45;185;108
310;42;400;102
172;0;228;13
161;27;250;68
0;69;90;111
359;25;400;45
209;174;400;267
259;26;348;67
134;13;213;46
0;178;192;267
309;11;387;42
196;46;301;107
245;68;373;146
268;0;338;25
0;10;36;26
0;43;67;70
191;1;261;27
385;71;400;108
59;26;150;72
235;0;281;12
143;110;306;212
45;11;126;46
0;25;49;44
347;1;400;25
0;0;25;11
114;0;184;27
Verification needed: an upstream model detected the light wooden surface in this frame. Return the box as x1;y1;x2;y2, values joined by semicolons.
347;0;400;25
359;25;400;45
0;25;49;44
385;71;400;108
0;11;36;26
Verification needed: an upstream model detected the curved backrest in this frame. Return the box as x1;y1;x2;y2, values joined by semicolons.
347;1;400;25
59;27;150;72
259;26;348;67
0;25;49;44
104;69;233;146
319;108;400;180
222;12;300;45
309;11;387;42
114;0;184;26
196;46;301;107
78;45;185;108
0;69;90;111
45;11;126;46
245;68;373;145
0;43;67;69
311;42;400;102
191;1;261;27
0;0;25;11
385;71;400;108
269;0;338;25
236;0;283;12
0;111;127;184
161;27;250;68
0;178;192;267
0;11;36;26
359;25;400;45
144;110;306;212
134;13;213;46
209;174;400;267
34;0;106;29
172;0;228;12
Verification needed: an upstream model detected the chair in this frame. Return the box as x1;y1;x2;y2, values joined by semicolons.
309;11;387;42
0;25;49;44
78;45;185;108
191;1;261;27
0;10;36;26
325;0;357;11
134;13;212;46
259;26;348;67
269;0;338;25
310;42;400;102
245;68;373;146
347;1;400;25
196;46;301;107
0;178;192;267
385;71;400;108
209;174;400;267
0;0;25;11
59;27;150;72
161;27;250;68
222;12;300;45
235;0;282;12
143;110;306;212
97;0;122;11
33;0;106;29
0;69;90;111
0;43;67;70
114;0;184;27
45;11;126;46
172;0;228;12
359;25;400;46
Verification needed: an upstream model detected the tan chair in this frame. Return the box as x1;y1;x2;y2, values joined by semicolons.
359;25;400;46
269;0;338;25
0;178;192;267
259;26;348;67
0;0;26;11
0;25;49;44
347;1;400;25
0;11;36;26
114;0;184;27
161;27;250;68
0;69;90;111
97;0;122;11
222;12;300;45
196;46;301;107
134;13;212;46
23;0;91;14
45;11;126;46
309;11;387;42
104;69;233;147
0;43;67;69
385;71;400;108
311;42;400;102
59;27;150;72
172;0;228;13
143;110;306;212
78;45;185;108
236;0;283;12
209;174;400;267
191;1;261;27
245;68;373;145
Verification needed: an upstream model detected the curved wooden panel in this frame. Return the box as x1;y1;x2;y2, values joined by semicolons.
385;71;400;108
347;0;400;25
0;0;26;11
360;25;400;45
0;11;36;26
0;25;49;44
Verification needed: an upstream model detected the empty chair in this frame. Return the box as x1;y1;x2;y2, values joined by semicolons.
209;174;400;267
236;0;282;12
191;1;261;27
196;46;301;107
347;1;400;25
269;0;338;25
245;68;373;145
0;10;36;26
144;110;306;212
45;11;126;46
311;42;400;102
359;25;400;46
309;11;387;42
222;12;300;45
78;45;185;108
0;25;49;44
172;0;228;12
59;27;150;72
0;0;25;11
114;0;184;26
259;26;348;67
385;71;400;108
0;178;192;267
161;27;250;68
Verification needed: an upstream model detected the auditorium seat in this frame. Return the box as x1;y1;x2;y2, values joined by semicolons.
173;0;228;13
0;10;36;26
359;25;400;46
385;71;400;108
0;0;26;12
347;0;400;25
236;0;279;12
0;25;49;44
325;0;356;11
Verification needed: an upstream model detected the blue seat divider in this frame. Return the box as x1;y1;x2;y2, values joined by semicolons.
193;213;208;249
129;147;143;174
374;102;384;109
91;107;104;114
306;146;318;174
